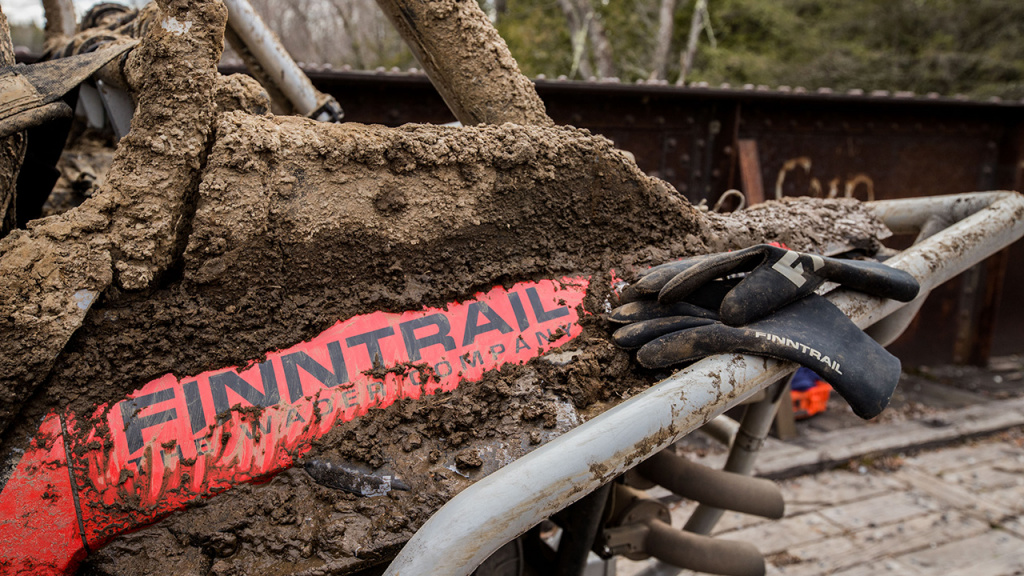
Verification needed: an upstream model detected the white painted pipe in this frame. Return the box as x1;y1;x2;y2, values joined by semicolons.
383;191;1024;576
221;0;321;117
833;191;1024;329
388;353;788;576
865;191;1014;235
682;378;789;536
864;214;949;346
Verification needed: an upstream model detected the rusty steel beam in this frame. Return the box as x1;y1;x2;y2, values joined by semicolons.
737;139;765;205
969;247;1010;366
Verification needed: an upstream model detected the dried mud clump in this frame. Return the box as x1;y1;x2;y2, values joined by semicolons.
1;1;899;572
72;117;894;574
108;0;226;289
703;196;892;255
39;118;706;425
0;0;230;436
214;73;272;116
184;115;699;315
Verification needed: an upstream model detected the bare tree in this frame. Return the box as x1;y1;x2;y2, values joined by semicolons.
586;6;615;79
678;0;714;85
649;0;677;80
557;0;615;79
326;0;368;69
558;0;595;79
243;0;412;70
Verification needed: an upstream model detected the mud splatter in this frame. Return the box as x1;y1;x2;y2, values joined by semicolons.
0;1;894;572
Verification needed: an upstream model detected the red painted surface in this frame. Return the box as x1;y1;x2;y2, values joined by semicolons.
0;277;589;571
0;414;85;575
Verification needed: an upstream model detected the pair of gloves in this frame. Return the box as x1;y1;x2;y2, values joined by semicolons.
609;245;920;419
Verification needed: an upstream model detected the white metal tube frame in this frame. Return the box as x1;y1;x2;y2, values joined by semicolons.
221;0;325;118
383;191;1024;576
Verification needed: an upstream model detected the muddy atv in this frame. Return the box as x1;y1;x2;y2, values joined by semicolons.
1;1;1022;575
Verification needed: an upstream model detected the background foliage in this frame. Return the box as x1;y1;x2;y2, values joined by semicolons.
499;0;1024;99
9;0;1024;99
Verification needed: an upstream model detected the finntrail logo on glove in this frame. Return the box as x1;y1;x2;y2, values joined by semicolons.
610;244;921;422
753;330;842;374
770;250;825;288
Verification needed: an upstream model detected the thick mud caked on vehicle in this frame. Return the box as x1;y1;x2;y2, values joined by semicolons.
35;118;885;574
2;100;893;576
27;116;890;432
0;0;894;571
0;0;231;440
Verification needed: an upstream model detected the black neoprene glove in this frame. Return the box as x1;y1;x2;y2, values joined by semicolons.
610;246;921;420
619;244;920;326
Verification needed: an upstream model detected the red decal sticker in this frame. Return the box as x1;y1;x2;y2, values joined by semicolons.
609;268;627;295
36;277;586;548
0;413;86;575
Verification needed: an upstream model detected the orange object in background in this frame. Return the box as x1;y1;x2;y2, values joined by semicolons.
792;380;832;420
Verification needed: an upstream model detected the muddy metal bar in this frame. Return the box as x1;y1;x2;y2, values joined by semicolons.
836;191;1024;326
383;191;1024;576
682;379;789;537
867;192;1015;235
388;354;789;576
